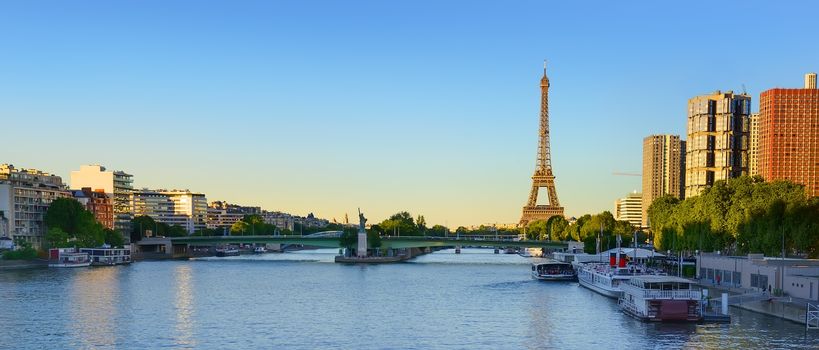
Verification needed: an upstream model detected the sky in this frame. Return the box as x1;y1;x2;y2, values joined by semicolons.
1;1;818;227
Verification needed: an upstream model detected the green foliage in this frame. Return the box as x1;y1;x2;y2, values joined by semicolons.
45;227;71;248
339;228;357;249
44;198;105;248
3;239;37;260
647;176;818;257
379;211;419;236
130;215;156;242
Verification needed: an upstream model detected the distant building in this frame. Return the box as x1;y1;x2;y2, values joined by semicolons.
70;165;134;234
642;134;685;227
749;113;761;176
758;73;819;197
685;91;752;197
131;189;207;234
614;191;642;228
261;211;295;231
71;187;114;230
0;164;71;247
206;201;261;229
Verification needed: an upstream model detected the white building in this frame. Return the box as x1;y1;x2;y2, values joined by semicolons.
70;165;134;234
0;164;71;248
131;189;207;234
698;253;819;302
614;191;642;228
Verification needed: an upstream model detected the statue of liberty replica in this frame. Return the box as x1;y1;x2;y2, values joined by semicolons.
357;209;368;258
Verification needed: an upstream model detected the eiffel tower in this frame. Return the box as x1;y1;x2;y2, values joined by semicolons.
519;62;564;227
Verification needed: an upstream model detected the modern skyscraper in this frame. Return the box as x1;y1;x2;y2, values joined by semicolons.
614;191;642;229
0;164;71;247
758;73;819;197
685;91;752;198
749;113;761;176
70;165;134;234
641;134;685;227
520;62;564;227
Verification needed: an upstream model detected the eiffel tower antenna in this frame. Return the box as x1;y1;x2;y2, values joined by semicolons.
519;61;564;227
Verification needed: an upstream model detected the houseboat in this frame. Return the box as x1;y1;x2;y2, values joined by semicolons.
618;275;702;322
48;248;91;268
80;247;132;266
575;251;660;298
531;261;577;281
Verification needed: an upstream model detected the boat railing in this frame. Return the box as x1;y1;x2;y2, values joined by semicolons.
621;284;701;300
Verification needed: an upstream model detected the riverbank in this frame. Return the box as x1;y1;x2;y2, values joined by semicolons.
696;279;812;325
0;259;48;270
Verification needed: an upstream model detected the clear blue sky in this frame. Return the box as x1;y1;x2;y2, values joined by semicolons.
1;1;817;227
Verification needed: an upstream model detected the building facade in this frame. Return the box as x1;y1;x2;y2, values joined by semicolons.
749;113;761;176
758;73;819;197
71;188;114;230
614;191;642;228
685;91;752;197
641;134;685;227
70;165;134;234
206;201;261;229
698;253;819;302
131;189;207;234
0;164;71;247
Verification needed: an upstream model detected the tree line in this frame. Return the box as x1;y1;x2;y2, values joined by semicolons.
647;176;819;258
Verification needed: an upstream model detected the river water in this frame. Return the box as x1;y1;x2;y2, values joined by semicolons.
0;248;815;349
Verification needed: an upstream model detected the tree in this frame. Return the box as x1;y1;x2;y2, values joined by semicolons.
45;198;104;248
45;227;71;248
131;215;157;242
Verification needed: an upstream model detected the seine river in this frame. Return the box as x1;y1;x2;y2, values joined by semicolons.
1;248;816;349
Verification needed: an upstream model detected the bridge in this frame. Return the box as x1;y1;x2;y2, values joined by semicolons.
169;234;569;250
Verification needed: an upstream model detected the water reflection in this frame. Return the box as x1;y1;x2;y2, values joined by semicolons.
174;265;196;348
69;267;120;348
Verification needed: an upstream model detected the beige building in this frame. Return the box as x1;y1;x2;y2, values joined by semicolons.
748;113;761;176
132;189;207;234
614;191;642;228
70;165;134;234
641;135;685;227
0;164;71;247
685;91;752;197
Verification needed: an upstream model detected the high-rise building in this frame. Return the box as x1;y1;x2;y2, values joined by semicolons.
685;91;752;197
131;189;207;234
71;187;114;230
70;165;134;234
641;134;685;227
614;191;642;229
749;113;761;176
758;73;819;197
0;164;71;247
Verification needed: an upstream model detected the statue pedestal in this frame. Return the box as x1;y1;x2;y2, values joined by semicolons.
356;231;367;258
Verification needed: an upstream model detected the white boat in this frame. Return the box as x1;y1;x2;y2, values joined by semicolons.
618;275;702;322
253;246;267;254
519;247;543;258
532;261;577;281
80;247;131;266
215;247;240;257
575;262;639;298
48;248;91;268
